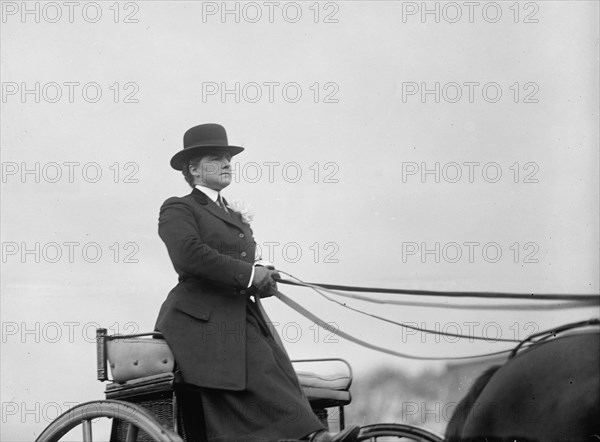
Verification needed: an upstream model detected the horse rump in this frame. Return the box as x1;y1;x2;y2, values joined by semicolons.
445;365;501;442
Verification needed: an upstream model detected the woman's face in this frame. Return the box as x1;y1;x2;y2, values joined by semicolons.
190;152;233;191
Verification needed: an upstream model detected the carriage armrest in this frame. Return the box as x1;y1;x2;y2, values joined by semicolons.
292;358;353;430
292;358;353;390
97;328;108;381
292;358;353;407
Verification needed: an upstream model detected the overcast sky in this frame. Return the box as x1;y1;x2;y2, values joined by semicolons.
1;1;599;440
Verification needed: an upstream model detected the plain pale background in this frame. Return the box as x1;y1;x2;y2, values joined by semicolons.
1;1;599;440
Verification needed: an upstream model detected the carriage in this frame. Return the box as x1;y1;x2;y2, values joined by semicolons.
33;277;600;442
34;327;445;442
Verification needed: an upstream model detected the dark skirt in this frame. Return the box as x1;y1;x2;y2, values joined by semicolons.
188;299;325;442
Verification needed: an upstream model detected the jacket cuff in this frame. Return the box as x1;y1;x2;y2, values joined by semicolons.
234;260;254;288
247;265;256;288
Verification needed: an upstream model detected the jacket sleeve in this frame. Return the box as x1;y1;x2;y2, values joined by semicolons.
158;197;253;288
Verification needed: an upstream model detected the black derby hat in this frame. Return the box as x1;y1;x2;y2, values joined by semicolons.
170;123;244;170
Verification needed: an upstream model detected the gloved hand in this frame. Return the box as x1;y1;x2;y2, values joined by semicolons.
251;265;280;298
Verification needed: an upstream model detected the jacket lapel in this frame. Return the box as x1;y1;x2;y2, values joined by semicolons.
190;188;245;230
221;197;247;227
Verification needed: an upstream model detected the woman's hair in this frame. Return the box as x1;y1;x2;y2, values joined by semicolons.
182;156;203;188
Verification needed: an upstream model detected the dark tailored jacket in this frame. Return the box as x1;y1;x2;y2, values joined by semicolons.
155;188;257;390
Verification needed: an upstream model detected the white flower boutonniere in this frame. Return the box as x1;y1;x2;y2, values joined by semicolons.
227;199;255;225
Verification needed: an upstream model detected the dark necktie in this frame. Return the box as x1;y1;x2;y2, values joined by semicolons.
217;193;229;214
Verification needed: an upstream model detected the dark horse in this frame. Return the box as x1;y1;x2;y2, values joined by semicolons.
445;320;600;442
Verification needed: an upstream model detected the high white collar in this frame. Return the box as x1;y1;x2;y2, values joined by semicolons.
194;185;221;202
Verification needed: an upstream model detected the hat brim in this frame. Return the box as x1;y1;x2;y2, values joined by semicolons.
170;144;244;171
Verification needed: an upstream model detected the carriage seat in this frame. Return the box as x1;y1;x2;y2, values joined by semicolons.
106;335;175;383
98;330;353;431
102;333;352;405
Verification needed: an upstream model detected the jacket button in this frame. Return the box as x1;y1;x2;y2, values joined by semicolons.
239;233;245;238
241;251;247;257
240;290;246;295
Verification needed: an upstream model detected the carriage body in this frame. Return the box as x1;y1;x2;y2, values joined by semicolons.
37;322;600;442
35;328;443;442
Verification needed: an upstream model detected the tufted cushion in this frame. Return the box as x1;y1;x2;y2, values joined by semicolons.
294;361;353;406
296;371;352;390
106;337;175;383
105;336;353;407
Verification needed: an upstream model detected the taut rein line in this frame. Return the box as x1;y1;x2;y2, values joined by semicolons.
271;272;599;361
280;275;520;343
273;289;513;361
275;277;600;302
509;318;600;358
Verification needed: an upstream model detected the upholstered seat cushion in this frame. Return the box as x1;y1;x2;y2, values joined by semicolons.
295;371;352;390
106;337;175;383
294;362;352;406
106;337;352;408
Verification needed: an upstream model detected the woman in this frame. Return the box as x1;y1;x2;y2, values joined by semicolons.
155;123;359;442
